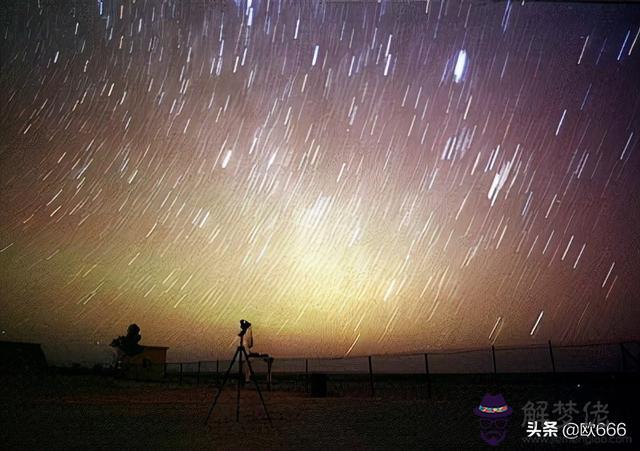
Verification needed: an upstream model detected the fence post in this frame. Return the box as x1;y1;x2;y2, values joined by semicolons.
424;353;431;399
491;345;497;373
305;359;309;394
548;340;556;373
368;355;375;397
179;363;183;385
197;361;201;385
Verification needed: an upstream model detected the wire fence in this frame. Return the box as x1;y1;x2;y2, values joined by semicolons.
162;340;640;397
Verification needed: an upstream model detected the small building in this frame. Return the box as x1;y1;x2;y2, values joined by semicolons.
122;345;168;381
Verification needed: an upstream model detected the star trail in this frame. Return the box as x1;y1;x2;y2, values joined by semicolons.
1;0;639;361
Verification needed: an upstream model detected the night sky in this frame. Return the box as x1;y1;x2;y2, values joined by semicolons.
1;0;639;362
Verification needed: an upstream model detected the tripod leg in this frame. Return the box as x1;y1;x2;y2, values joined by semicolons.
205;348;239;425
242;349;273;425
236;346;242;422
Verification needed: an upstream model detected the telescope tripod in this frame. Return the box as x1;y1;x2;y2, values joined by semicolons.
204;343;272;425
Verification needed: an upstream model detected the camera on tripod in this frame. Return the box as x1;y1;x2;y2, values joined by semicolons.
239;319;252;337
205;319;271;425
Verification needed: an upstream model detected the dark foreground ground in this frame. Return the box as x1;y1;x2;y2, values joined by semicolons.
1;372;637;450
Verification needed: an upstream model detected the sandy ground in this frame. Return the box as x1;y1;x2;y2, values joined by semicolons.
1;374;637;450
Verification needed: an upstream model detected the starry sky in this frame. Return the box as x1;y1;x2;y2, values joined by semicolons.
1;0;639;362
